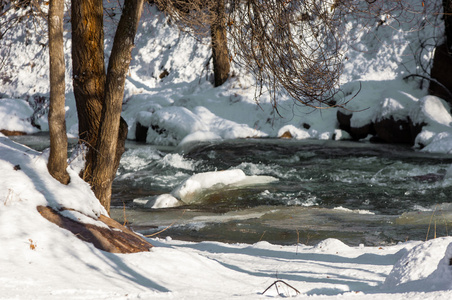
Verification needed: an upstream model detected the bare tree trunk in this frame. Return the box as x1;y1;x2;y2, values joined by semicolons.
71;0;105;183
211;0;230;87
444;0;452;53
91;0;144;212
429;1;452;104
47;0;70;185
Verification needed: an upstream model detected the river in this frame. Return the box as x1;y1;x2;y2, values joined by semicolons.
10;134;452;246
110;138;452;246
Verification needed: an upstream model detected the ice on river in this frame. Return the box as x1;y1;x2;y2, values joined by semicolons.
136;169;278;208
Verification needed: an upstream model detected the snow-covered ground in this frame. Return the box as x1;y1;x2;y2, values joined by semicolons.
1;0;452;299
2;134;452;299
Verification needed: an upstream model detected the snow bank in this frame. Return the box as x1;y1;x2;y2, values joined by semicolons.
0;98;39;134
337;80;425;128
2;135;452;299
384;237;452;292
428;241;452;290
0;137;106;217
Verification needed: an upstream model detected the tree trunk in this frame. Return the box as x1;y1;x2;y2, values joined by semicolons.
47;0;70;185
71;0;105;183
71;0;132;213
211;0;230;87
91;0;144;212
430;1;452;105
443;0;452;53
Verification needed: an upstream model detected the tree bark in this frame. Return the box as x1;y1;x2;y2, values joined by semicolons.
71;0;133;213
91;0;144;212
211;0;230;87
443;0;452;53
71;0;105;183
47;0;70;185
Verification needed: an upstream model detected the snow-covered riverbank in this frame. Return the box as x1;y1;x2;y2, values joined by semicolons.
2;135;452;299
2;0;452;298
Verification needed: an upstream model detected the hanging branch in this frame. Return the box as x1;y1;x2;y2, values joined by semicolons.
153;0;442;109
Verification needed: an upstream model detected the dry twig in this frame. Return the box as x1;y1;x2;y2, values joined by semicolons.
262;279;300;296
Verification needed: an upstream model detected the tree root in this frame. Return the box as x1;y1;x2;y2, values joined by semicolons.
37;205;152;253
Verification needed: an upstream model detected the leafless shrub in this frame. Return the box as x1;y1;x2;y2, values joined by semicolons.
153;0;214;36
153;0;444;109
0;1;48;80
1;0;47;39
228;0;346;109
154;1;348;108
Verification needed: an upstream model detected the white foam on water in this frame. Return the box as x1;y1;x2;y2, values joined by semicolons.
160;153;200;171
333;206;375;215
119;147;162;172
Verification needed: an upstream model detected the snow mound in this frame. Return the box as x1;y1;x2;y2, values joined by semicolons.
384;237;452;291
410;96;452;153
179;131;222;146
427;241;452;290
313;238;351;253
145;106;208;145
411;96;452;126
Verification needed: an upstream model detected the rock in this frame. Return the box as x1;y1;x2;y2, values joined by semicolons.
135;121;148;142
37;206;152;253
337;111;374;140
279;131;293;139
337;111;424;145
411;173;445;183
374;117;423;144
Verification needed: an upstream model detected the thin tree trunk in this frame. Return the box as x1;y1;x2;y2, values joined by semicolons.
71;0;105;183
91;0;144;212
47;0;70;185
211;0;230;87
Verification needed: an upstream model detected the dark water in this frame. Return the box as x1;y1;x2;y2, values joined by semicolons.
110;139;452;246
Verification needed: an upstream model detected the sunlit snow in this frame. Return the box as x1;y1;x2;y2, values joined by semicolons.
1;0;452;299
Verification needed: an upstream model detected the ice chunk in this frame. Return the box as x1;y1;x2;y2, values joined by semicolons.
141;169;278;208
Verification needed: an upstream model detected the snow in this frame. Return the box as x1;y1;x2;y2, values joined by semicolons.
2;142;452;299
383;238;451;291
2;133;452;299
0;99;39;134
1;0;452;298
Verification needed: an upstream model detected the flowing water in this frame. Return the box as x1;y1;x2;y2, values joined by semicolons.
110;139;452;246
10;134;452;246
